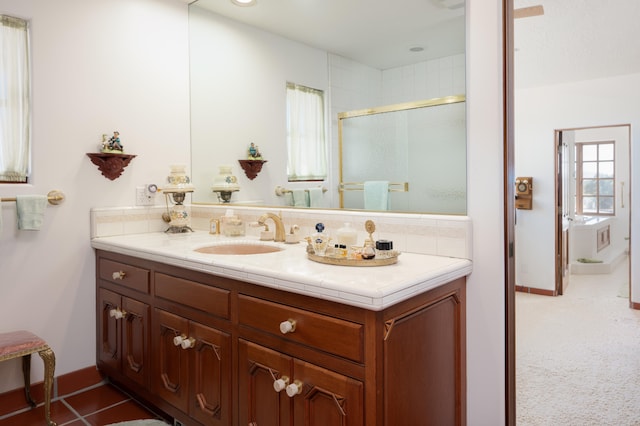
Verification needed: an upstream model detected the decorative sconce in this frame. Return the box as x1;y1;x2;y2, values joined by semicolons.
212;165;240;203
238;142;266;180
238;159;267;180
162;165;194;233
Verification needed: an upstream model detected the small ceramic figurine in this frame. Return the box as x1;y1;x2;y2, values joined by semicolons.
102;131;123;153
247;142;262;159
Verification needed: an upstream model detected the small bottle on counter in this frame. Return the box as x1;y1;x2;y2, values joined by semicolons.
361;239;376;260
375;240;394;259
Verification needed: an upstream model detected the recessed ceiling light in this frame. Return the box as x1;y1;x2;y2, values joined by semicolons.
231;0;257;6
409;46;425;52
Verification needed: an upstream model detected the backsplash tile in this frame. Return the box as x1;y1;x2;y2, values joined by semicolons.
90;205;472;260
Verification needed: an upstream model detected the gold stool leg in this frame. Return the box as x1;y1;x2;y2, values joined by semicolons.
21;354;37;407
37;347;57;426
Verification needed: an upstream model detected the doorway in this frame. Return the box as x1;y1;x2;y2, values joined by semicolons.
555;125;631;299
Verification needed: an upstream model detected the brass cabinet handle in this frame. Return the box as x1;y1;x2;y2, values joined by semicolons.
285;380;304;397
279;319;296;334
109;308;126;319
273;376;290;392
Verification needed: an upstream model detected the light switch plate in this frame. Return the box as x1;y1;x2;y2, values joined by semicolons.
136;185;155;206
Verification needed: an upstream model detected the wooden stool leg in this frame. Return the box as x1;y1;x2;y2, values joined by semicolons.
37;347;57;426
21;354;37;407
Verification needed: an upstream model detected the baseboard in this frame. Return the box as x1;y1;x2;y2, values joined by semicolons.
515;285;556;296
0;365;104;417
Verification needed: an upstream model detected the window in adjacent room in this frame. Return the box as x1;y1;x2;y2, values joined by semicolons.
285;82;327;182
575;141;615;215
0;15;31;183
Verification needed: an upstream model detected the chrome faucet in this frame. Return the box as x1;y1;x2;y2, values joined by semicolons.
257;212;285;242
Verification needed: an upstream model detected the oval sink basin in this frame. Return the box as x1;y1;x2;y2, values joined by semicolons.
194;242;284;255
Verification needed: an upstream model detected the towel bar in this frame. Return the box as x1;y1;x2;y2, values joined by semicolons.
338;182;409;192
0;190;65;205
274;185;327;196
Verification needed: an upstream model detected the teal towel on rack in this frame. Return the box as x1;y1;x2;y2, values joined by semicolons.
364;181;389;211
308;187;323;208
16;195;47;230
292;189;308;207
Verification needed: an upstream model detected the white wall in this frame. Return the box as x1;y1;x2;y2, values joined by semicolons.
0;0;190;392
0;1;509;425
189;6;330;206
465;0;506;423
515;73;640;304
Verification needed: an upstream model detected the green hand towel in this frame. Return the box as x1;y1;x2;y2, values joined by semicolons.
364;181;389;211
16;195;47;230
292;189;308;207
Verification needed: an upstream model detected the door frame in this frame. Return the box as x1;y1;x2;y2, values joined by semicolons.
554;130;569;296
503;0;516;424
554;124;632;301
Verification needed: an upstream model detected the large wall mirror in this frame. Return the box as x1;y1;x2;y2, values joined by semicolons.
189;0;466;214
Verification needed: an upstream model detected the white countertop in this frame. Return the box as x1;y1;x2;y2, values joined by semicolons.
91;231;472;311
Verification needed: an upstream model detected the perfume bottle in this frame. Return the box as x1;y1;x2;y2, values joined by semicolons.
361;239;376;260
311;223;329;256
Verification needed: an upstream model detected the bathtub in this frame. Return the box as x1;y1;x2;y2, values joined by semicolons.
570;216;626;274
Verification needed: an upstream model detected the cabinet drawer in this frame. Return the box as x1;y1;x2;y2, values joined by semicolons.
155;273;230;320
99;258;150;294
238;295;364;363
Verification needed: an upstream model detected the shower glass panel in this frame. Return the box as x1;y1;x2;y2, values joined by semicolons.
339;96;466;214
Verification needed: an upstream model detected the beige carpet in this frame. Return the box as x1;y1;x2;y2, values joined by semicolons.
516;257;640;425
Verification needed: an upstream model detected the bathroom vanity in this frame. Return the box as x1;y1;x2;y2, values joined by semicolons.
93;231;471;426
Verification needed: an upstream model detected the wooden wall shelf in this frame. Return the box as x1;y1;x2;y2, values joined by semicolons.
238;159;267;180
87;152;136;180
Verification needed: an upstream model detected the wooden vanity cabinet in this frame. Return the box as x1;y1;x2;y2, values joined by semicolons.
95;249;466;426
238;339;364;426
153;308;231;426
97;258;151;390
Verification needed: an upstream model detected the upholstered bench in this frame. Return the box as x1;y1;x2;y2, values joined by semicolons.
0;330;56;426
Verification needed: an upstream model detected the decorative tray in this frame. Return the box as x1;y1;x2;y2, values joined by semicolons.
307;252;400;267
306;219;399;266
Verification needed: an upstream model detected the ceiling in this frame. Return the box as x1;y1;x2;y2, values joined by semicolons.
514;0;640;88
191;0;465;70
190;0;640;88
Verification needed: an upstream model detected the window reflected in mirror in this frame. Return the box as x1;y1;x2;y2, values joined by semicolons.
286;82;327;182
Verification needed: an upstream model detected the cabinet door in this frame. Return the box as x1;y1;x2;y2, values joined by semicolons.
98;288;121;371
238;339;292;426
154;309;190;412
290;360;363;426
189;321;232;426
383;294;464;425
121;296;149;387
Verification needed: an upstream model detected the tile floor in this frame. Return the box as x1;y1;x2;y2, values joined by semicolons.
0;381;167;426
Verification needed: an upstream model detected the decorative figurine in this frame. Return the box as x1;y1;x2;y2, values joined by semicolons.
101;131;124;153
247;142;262;160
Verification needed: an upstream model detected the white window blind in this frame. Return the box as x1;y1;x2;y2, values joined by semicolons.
286;82;327;181
0;15;31;183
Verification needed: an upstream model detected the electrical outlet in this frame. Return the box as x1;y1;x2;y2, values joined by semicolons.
136;185;155;206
